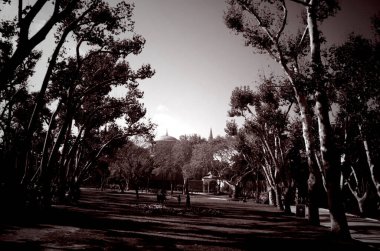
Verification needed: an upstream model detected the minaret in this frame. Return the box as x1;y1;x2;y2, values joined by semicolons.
208;128;213;141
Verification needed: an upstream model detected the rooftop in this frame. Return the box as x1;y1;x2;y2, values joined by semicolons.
155;130;178;142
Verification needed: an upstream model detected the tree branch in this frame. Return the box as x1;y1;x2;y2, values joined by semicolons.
18;0;23;26
289;0;311;7
297;25;309;51
276;0;288;41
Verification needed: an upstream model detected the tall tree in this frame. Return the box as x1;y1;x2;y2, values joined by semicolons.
152;139;181;194
329;33;380;214
224;0;323;225
189;142;214;180
172;134;205;194
0;0;155;209
304;0;350;238
227;80;294;211
224;1;350;237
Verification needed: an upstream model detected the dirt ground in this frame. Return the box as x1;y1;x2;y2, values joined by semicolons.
0;188;377;250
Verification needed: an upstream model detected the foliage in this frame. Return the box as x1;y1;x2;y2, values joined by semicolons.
108;142;153;193
0;0;155;209
152;140;181;184
227;76;296;209
329;32;380;215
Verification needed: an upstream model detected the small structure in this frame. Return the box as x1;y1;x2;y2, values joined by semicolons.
201;172;218;193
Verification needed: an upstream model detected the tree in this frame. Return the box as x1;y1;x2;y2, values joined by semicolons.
172;134;205;194
224;0;351;237
227;79;294;212
32;0;153;202
46;48;154;200
329;33;380;215
152;139;181;194
0;0;155;209
224;0;323;225
305;0;350;238
189;142;214;179
229;125;267;203
109;142;153;198
210;136;243;197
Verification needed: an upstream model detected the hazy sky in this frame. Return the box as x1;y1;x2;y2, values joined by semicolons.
124;0;380;139
2;0;379;140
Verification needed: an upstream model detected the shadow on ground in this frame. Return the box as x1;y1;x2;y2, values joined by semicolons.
0;188;377;251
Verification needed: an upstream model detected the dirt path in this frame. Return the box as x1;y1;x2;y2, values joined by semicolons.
0;188;376;250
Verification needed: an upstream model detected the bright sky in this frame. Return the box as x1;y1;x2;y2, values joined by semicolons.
123;0;380;140
2;0;379;140
125;0;277;139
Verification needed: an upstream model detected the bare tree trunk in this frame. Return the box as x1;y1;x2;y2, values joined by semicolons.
346;179;368;215
26;101;62;184
296;93;322;225
275;185;283;211
307;0;350;238
315;84;350;238
342;124;370;215
268;187;275;206
358;124;380;197
41;109;73;185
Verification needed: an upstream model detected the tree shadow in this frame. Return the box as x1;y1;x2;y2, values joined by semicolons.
0;188;377;251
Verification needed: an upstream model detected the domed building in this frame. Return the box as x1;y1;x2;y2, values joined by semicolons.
155;130;178;143
149;130;178;155
150;130;181;193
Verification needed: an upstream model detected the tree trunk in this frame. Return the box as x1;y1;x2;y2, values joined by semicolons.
231;184;238;199
315;87;350;238
283;186;294;215
0;0;79;89
346;180;368;215
183;178;189;195
41;110;73;185
268;187;275;206
275;185;283;210
358;124;380;198
135;188;139;200
307;0;350;238
255;172;261;203
296;93;322;225
342;126;370;215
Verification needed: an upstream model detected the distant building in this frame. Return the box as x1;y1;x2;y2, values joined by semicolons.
202;172;218;193
150;130;180;192
208;128;213;141
155;130;178;143
151;130;177;153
